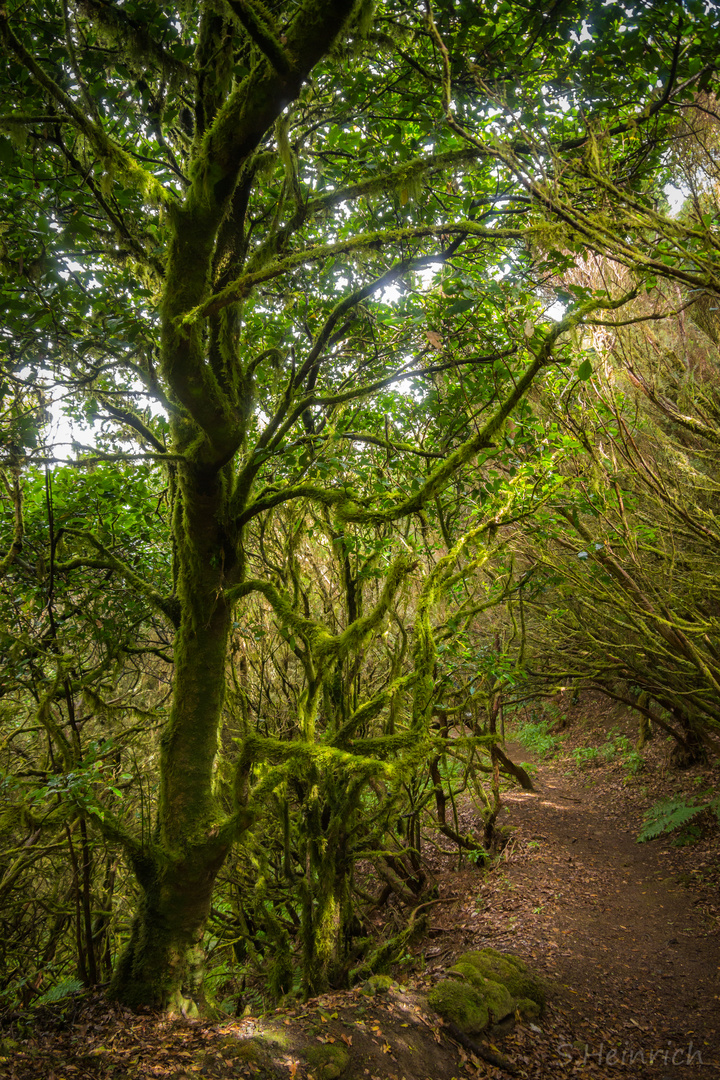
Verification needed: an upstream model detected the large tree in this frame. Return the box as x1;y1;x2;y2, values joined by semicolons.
1;0;718;1010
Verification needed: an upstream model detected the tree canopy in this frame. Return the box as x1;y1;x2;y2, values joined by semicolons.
1;0;719;1013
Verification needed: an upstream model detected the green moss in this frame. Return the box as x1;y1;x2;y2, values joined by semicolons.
258;1029;292;1052
305;1043;350;1079
427;979;489;1035
448;966;514;1023
366;974;393;993
431;949;546;1034
204;1036;266;1068
515;997;542;1021
219;1037;263;1061
448;960;485;987
456;949;546;1008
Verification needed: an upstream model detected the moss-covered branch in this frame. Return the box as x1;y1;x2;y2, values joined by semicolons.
56;529;179;625
231;343;517;524
230;295;624;534
196;221;525;317
224;0;293;76
331;673;418;747
335;293;637;527
0;11;170;206
0;470;23;581
240;147;486;279
76;0;194;82
98;400;169;454
228;552;415;661
159;0;362;456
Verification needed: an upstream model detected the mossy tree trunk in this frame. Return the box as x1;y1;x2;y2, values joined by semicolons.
102;0;362;1010
109;461;243;1010
299;789;354;995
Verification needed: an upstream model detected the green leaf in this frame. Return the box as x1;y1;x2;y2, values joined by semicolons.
446;297;475;316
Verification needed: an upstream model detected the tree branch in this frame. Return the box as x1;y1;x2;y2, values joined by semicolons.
0;470;23;581
56;529;179;625
224;0;293;76
0;11;169;206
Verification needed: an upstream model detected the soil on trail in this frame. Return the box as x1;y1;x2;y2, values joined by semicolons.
426;695;720;1077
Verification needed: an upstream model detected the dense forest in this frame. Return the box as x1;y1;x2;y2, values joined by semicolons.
1;0;719;1025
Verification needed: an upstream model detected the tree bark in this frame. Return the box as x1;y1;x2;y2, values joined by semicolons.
110;465;244;1011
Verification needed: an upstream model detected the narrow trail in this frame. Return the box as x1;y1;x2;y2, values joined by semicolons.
429;727;720;1077
499;751;718;1076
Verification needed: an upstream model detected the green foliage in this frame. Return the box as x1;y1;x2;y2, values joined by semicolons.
466;847;490;866
637;793;720;844
1;0;719;1011
601;733;629;762
573;746;600;768
621;751;645;777
511;716;561;759
34;978;84;1006
572;735;644;774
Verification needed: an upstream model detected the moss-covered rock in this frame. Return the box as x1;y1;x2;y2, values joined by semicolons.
515;997;542;1021
365;974;394;994
429;948;546;1035
447;965;514;1022
305;1042;350;1079
427;979;490;1034
203;1035;273;1074
448;960;484;987
456;948;546;1008
205;1031;292;1074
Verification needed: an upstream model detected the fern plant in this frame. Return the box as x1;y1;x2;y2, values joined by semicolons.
34;978;84;1006
637;792;720;844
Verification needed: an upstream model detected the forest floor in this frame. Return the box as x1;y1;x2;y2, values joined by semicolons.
2;693;719;1080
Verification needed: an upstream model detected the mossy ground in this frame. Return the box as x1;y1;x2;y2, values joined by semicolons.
305;1042;350;1079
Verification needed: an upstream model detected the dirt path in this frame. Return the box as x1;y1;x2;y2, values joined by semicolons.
428;727;720;1077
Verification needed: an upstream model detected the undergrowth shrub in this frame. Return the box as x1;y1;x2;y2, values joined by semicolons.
573;746;600;767
511;718;560;758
